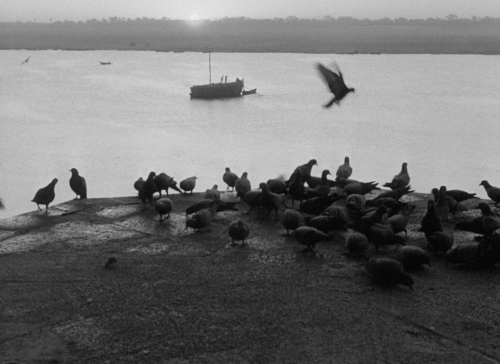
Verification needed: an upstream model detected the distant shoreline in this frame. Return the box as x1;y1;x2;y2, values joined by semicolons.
2;21;499;55
2;48;500;55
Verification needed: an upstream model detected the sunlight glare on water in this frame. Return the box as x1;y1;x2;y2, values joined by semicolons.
1;51;500;218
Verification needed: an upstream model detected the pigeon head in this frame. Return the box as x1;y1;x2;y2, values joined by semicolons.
479;180;490;187
225;167;231;172
309;159;318;167
70;168;79;175
51;178;58;185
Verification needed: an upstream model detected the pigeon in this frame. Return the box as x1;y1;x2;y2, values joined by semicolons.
104;257;117;269
300;193;343;216
431;187;465;216
365;222;406;252
20;56;31;65
385;204;416;238
474;233;500;268
383;163;410;190
361;205;389;226
366;258;414;290
134;177;145;191
445;243;481;267
321;205;350;230
242;190;262;214
288;169;307;208
336;156;353;180
307;215;340;234
228;220;250;245
316;61;355;108
155;198;173;221
138;172;156;208
374;185;414;201
267;178;287;195
479;180;500;205
205;185;221;200
185;207;216;231
426;231;454;254
342;181;379;196
155;173;182;197
259;182;284;219
310;169;332;198
344;231;369;256
32;178;58;213
180;176;197;194
293;225;330;251
223;168;239;191
477;202;500;236
287;159;317;186
419;200;443;236
446;189;478;203
186;199;216;215
283;209;306;235
69;168;87;200
454;216;487;234
235;172;251;198
396;246;431;271
434;186;450;223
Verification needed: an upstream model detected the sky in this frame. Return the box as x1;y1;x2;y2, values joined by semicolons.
1;0;499;22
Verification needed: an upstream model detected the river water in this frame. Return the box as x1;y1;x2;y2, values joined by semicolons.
1;50;500;218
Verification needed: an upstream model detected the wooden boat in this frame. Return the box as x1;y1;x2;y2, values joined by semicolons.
100;61;112;65
242;88;257;95
190;53;244;99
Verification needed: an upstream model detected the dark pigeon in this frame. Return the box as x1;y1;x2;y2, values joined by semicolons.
69;168;87;200
223;168;239;191
32;178;58;214
228;220;250;245
316;61;355;108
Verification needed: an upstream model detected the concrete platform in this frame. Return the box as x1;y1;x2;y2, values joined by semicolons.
1;191;499;363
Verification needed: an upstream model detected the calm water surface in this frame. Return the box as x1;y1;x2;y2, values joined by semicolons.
1;51;500;218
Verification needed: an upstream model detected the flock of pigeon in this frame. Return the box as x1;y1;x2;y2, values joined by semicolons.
27;154;500;290
127;158;500;290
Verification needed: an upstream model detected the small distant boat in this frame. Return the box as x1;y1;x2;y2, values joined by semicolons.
190;52;244;99
242;88;257;96
100;61;112;65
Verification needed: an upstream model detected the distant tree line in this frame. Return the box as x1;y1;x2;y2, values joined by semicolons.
4;14;500;27
2;16;499;54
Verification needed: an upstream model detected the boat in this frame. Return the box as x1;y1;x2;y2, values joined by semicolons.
100;61;112;65
190;53;244;99
242;88;257;95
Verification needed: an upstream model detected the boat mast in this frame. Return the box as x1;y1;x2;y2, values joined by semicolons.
209;52;212;84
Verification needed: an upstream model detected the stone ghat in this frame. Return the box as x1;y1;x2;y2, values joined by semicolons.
1;190;500;363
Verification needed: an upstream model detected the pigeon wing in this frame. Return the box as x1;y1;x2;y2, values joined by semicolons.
316;63;343;97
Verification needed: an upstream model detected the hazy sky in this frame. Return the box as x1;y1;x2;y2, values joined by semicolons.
1;0;499;22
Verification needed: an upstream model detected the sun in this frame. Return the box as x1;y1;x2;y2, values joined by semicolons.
190;13;200;21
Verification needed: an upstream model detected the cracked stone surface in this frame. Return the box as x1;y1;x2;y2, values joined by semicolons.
1;191;500;363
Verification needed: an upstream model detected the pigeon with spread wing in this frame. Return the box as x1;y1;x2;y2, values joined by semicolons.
316;61;355;108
